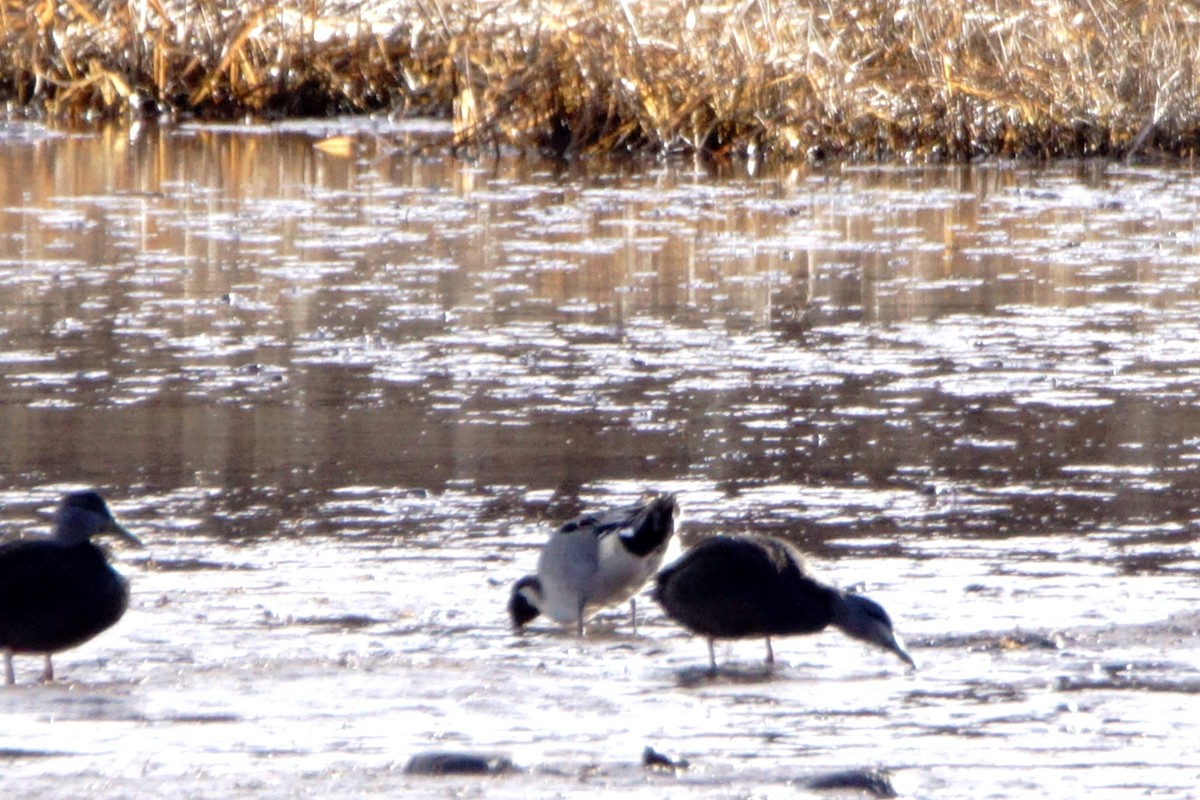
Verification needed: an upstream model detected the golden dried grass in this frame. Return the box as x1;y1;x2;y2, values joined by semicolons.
2;0;1199;160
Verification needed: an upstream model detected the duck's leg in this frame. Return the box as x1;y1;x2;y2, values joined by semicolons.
707;639;718;674
40;654;53;683
764;637;775;665
576;595;587;638
3;651;14;686
630;597;638;634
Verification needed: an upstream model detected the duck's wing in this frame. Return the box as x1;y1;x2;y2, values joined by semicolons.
557;502;643;536
0;541;89;616
654;538;768;637
559;495;677;557
655;535;832;637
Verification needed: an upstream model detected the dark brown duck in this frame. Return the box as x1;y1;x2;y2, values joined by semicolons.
654;534;915;672
0;490;142;684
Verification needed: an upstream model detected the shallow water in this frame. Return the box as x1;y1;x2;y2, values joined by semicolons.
1;119;1200;797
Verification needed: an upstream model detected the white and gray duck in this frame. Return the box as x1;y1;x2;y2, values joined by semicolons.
509;494;678;636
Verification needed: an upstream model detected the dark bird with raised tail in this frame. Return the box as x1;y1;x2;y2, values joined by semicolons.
0;490;142;685
655;534;914;672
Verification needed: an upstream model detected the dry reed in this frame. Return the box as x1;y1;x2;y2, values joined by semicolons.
2;0;1199;161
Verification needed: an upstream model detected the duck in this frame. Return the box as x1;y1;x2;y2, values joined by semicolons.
654;533;914;672
509;494;678;636
0;490;142;685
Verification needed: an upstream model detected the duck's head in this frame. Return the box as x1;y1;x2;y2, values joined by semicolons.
54;490;143;548
831;592;915;669
508;575;542;628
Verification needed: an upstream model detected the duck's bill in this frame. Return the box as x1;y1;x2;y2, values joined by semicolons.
889;633;917;670
105;519;144;548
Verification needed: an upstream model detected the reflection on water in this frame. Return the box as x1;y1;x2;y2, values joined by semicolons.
1;121;1200;798
4;125;1200;521
3;124;1200;548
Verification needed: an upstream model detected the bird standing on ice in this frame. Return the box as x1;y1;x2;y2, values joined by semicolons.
509;494;678;636
654;533;914;672
0;490;142;685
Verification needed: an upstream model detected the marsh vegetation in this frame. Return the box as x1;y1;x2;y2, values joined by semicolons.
3;0;1199;161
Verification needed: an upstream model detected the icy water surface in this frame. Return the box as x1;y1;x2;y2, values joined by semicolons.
1;120;1200;798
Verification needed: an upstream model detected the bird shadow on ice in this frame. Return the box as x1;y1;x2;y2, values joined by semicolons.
671;663;778;688
0;678;143;721
505;620;644;645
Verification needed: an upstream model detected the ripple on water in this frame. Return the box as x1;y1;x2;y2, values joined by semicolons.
3;141;1200;797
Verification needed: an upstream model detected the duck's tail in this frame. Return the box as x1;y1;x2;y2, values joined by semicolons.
619;494;678;557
